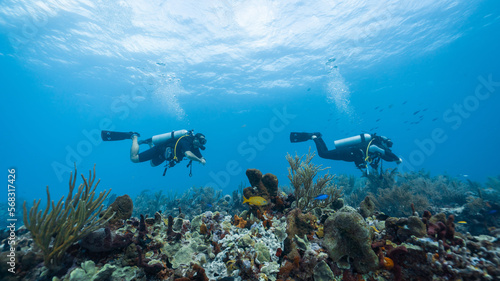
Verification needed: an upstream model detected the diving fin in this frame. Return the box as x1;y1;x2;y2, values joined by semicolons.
101;130;140;141
290;132;313;143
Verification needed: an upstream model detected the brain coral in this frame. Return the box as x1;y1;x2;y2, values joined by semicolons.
322;206;378;273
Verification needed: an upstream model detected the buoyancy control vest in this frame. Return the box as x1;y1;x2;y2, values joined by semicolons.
153;129;196;177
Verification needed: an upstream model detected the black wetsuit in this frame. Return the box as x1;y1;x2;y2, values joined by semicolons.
313;135;400;169
137;136;203;167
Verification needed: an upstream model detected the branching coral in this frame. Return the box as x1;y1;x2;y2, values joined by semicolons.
286;149;343;211
22;164;113;270
133;189;172;217
485;175;500;191
375;185;429;217
180;186;222;206
360;169;473;216
364;168;398;194
398;172;468;206
335;174;356;195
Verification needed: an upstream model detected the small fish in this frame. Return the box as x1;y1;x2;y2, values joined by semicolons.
402;101;408;105
457;221;467;224
281;191;287;197
413;110;420;115
371;225;380;232
243;196;268;206
432;117;438;121
314;194;329;200
488;210;498;215
207;203;212;208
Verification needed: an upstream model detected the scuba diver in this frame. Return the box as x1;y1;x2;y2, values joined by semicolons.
290;132;402;172
101;129;206;176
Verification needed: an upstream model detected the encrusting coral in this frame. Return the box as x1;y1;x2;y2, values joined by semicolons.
22;164;113;270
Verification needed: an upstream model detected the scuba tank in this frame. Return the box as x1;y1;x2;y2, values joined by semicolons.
152;129;190;146
334;133;372;148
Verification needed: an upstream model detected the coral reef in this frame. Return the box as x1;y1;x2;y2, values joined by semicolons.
5;166;500;281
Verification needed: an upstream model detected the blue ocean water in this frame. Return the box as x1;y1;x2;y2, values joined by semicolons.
1;0;499;207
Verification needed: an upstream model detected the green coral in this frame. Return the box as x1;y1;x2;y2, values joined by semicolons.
23;164;113;270
286;149;343;211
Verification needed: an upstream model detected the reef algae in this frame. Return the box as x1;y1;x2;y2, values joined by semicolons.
322;206;378;273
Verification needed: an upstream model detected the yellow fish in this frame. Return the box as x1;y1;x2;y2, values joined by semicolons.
457;221;467;224
243;196;268;206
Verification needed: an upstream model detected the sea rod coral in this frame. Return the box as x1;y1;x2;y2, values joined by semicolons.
286;149;342;211
22;164;113;270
